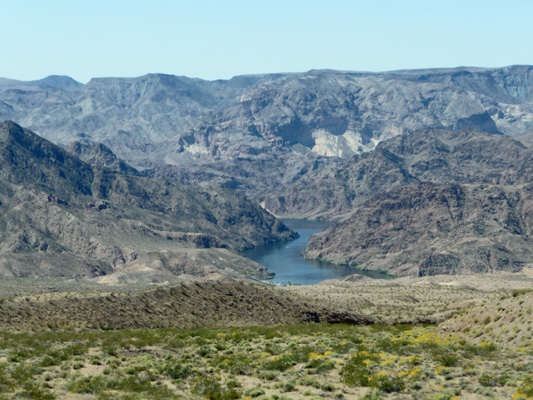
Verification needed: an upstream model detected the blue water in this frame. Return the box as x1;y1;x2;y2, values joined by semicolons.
243;220;382;285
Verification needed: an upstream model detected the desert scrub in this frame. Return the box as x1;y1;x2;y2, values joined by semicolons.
192;375;242;400
0;323;531;399
515;374;533;398
371;372;405;393
340;351;380;386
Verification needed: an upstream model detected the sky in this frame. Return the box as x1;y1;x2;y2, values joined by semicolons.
2;0;533;83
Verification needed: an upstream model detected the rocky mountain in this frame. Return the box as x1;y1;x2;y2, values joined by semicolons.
1;66;533;171
66;140;140;175
3;67;533;280
294;128;533;276
259;128;533;219
517;131;533;148
304;183;533;277
0;121;296;281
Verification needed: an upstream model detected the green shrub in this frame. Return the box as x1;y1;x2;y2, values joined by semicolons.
225;377;242;388
478;372;509;387
372;374;405;393
516;374;533;398
340;353;379;387
158;360;191;380
67;376;108;394
192;376;241;400
263;354;295;372
435;352;459;367
245;388;266;397
259;371;278;381
217;353;254;375
283;380;297;392
19;382;56;400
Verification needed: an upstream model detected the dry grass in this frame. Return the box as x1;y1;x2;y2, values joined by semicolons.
283;273;533;324
439;289;533;348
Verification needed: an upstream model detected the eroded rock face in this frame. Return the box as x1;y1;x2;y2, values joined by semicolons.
259;128;533;219
1;66;533;170
304;183;533;276
0;122;296;281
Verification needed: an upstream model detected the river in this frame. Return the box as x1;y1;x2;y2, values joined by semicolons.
242;220;386;285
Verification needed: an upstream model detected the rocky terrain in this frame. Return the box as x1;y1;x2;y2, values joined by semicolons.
304;182;533;276
295;128;533;276
0;121;296;281
258;128;533;219
3;68;533;280
1;66;532;169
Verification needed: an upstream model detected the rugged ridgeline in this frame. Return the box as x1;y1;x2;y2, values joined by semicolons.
299;129;533;276
0;121;295;282
2;67;533;222
304;183;533;276
1;66;533;170
261;128;533;219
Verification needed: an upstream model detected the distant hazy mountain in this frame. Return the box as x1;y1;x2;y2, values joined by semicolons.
1;66;533;170
0;121;295;282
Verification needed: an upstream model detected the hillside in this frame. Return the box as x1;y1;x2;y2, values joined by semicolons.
259;128;533;219
439;290;533;348
1;66;533;170
0;280;531;399
0;121;295;281
0;281;376;330
304;183;533;276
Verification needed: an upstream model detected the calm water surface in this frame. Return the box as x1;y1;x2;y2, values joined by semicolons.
243;220;384;284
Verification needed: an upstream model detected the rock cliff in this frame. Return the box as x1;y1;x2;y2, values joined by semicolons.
0;122;296;281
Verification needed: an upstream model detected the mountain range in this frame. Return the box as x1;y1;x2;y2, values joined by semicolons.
1;66;532;171
0;121;295;282
2;66;533;278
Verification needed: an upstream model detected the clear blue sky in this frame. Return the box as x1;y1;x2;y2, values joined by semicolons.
2;0;533;83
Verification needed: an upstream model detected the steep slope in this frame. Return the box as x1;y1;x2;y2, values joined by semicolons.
0;122;296;281
304;183;533;276
1;66;533;170
261;129;533;219
517;131;533;148
66;141;140;175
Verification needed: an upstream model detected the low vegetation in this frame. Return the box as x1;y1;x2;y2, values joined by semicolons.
0;281;374;331
0;322;531;399
439;288;533;348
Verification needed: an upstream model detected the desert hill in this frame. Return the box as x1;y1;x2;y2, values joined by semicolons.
439;290;533;348
304;182;533;276
0;280;376;330
0;121;295;281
